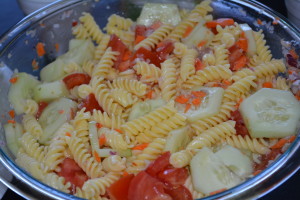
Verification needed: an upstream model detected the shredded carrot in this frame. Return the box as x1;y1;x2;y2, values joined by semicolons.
295;95;300;101
262;82;273;88
65;132;72;137
96;123;103;129
209;188;227;195
206;18;234;28
233;55;247;71
99;134;106;146
240;31;246;38
115;129;123;134
235;98;244;108
184;103;191;113
253;170;262;176
175;95;189;104
287;135;296;143
94;151;101;162
271;135;296;149
132;162;137;166
197;40;207;48
145;90;153;99
289;49;299;60
132;143;149;150
191;91;206;98
212;82;221;87
222;79;231;86
192;98;201;106
183;26;193;38
123;171;129;177
31;59;39;70
257;18;263;25
122;50;131;61
288;70;294;75
58;110;65;114
7;120;15;124
36;42;46;57
55;43;60;52
272;17;279;25
9;77;18;84
135;35;146;45
39;23;45;27
8;110;15;118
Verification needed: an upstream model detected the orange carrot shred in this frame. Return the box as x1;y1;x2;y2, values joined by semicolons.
7;120;15;124
31;59;39;70
272;17;279;25
183;26;193;38
115;129;123;134
287;135;296;143
262;82;273;88
233;55;248;71
36;42;46;57
122;50;131;61
289;49;299;60
175;95;189;104
192;98;201;106
135;35;146;45
209;188;227;195
271;138;288;149
197;40;207;48
123;171;129;177
9;77;18;84
96;123;103;129
145;90;153;99
195;58;204;71
235;98;244;108
184;103;191;113
288;70;294;75
55;43;60;52
191;91;206;98
8;110;15;118
295;95;300;101
94;151;101;162
222;79;231;86
253;170;262;176
257;18;263;25
240;31;246;38
65;132;72;137
58;110;65;114
132;143;149;150
99;134;106;146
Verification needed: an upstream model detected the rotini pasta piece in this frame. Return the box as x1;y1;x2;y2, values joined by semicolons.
127;138;166;174
43;172;71;193
91;77;124;116
82;60;96;76
180;48;198;81
102;155;126;172
106;14;133;31
220;32;236;48
133;61;161;83
110;88;138;107
274;76;290;91
253;30;272;63
173;42;188;58
80;12;104;44
202;52;216;66
160;58;178;101
189;0;213;17
118;69;137;80
183;64;232;89
92;47;119;78
71;108;91;145
91;110;123;129
24;99;38;115
66;135;105;178
99;127;129;151
134;24;173;51
72;24;90;40
111;77;147;97
247;54;263;68
94;34;110;61
63;62;82;74
22;114;42;138
191;101;236;135
214;44;229;66
137;112;187;143
169;149;194;168
184;175;204;199
75;188;106;200
77;84;93;99
254;59;286;79
230;68;256;82
223;75;257;102
20;132;47;162
187;120;236;150
210;23;241;47
223;135;271;154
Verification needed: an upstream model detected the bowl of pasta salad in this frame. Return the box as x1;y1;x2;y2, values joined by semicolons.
0;0;299;199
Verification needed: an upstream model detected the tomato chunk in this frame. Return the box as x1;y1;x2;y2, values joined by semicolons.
63;73;91;90
128;171;172;200
78;93;103;112
146;151;171;177
157;168;189;186
156;40;174;61
107;174;134;200
35;101;48;119
230;110;249;136
164;185;193;200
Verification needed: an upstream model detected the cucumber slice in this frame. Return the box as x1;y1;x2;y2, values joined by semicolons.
39;98;77;144
128;98;166;121
8;73;40;115
40;39;94;82
190;147;241;194
4;123;23;157
33;80;68;102
240;24;256;56
185;87;224;122
164;126;192;153
239;88;300;138
137;3;181;26
215;145;253;177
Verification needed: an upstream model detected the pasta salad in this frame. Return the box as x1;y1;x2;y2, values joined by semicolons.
4;0;300;199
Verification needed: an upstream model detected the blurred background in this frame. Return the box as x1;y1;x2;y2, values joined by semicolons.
0;0;299;199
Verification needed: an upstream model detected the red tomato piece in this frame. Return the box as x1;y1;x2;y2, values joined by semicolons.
135;25;148;38
132;47;163;67
146;152;171;177
156;40;174;61
128;171;172;200
63;73;91;90
107;174;134;200
118;60;131;72
78;93;103;112
195;58;204;71
254;148;282;171
157;168;189;186
230;110;249;136
35;101;48;119
164;185;193;200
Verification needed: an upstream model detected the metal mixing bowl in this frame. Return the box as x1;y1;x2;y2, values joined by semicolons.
0;0;299;199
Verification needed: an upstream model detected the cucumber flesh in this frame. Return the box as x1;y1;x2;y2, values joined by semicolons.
215;145;253;177
4;123;23;157
137;3;181;26
33;80;68;102
38;98;77;144
190;147;241;194
8;73;40;115
239;88;300;138
164;126;192;153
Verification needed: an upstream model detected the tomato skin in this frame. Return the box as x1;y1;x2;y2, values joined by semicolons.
118;60;131;72
36;101;48;119
135;25;148;38
231;110;249;137
128;171;172;200
107;174;134;200
156;40;174;60
164;185;193;200
63;73;91;90
146;152;171;177
157;168;189;186
78;93;103;112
